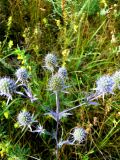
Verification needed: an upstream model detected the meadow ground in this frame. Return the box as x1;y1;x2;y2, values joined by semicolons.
0;0;120;160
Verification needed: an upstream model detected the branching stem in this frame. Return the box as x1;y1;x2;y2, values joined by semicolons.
55;91;60;160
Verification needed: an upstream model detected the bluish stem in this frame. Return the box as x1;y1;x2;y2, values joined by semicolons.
61;95;99;113
55;91;60;160
62;102;86;113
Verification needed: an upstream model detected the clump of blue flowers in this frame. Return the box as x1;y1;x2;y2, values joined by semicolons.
0;67;37;105
2;52;120;160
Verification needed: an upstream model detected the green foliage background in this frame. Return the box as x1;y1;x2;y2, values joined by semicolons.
0;0;120;159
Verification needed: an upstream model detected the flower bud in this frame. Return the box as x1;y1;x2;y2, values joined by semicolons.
15;68;28;83
45;53;57;72
58;67;67;79
48;74;65;92
0;77;16;98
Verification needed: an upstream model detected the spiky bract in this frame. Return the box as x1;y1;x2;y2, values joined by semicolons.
95;75;114;99
48;74;65;92
15;68;28;83
45;53;57;72
0;77;16;98
17;111;34;131
31;125;45;135
58;67;67;79
44;110;72;121
112;70;120;89
68;127;86;144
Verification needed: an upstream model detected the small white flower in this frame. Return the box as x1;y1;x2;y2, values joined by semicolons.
100;8;109;16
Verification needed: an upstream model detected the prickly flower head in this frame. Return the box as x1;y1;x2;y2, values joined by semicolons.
45;53;57;72
48;74;65;92
95;75;114;99
68;127;86;144
17;111;34;131
58;67;67;79
0;77;16;98
112;70;120;89
15;68;28;83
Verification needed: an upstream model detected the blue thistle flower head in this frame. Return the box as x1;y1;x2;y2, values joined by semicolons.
44;53;57;72
0;77;16;100
112;70;120;89
48;74;66;92
68;127;87;144
15;68;29;83
17;111;35;131
58;67;67;79
95;75;114;100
